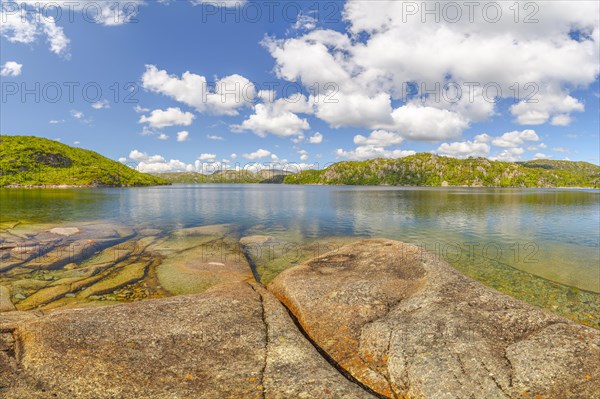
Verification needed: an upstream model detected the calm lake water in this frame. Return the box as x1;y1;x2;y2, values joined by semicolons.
2;185;599;324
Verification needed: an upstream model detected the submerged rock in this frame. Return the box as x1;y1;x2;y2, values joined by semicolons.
138;228;162;236
0;222;135;274
13;238;145;311
1;282;375;399
48;227;80;237
77;260;150;299
172;224;237;238
239;235;277;247
16;276;95;311
151;234;253;295
269;239;600;399
240;235;359;284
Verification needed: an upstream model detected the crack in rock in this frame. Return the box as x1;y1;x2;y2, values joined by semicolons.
247;282;268;399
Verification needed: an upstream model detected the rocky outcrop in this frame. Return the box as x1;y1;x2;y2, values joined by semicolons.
0;282;374;399
2;236;599;398
269;239;600;399
0;286;15;312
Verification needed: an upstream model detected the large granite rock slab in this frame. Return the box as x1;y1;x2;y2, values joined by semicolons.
269;239;600;399
0;282;375;399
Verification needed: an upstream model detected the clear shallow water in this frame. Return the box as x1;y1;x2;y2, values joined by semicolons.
1;184;599;301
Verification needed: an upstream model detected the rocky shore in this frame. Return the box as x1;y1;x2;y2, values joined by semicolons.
271;239;600;398
1;226;599;398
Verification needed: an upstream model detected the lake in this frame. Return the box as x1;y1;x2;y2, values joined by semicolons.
1;185;599;327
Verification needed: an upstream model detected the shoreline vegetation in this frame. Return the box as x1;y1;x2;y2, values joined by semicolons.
1;135;599;189
5;183;599;191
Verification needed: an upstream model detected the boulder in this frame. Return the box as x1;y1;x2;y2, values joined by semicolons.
0;282;375;399
269;239;600;399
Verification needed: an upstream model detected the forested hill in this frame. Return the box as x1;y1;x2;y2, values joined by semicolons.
4;137;596;188
283;154;600;188
0;136;169;187
154;169;292;184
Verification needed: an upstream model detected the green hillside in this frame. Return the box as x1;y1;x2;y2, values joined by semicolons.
518;159;600;175
0;136;169;187
155;169;292;184
284;153;600;188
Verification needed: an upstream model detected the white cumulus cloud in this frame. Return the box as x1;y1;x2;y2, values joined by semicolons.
134;105;150;113
439;129;544;161
264;0;599;140
354;130;403;147
0;61;22;76
198;153;216;161
141;65;255;116
177;131;190;142
491;130;539;148
298;149;309;161
127;149;195;173
510;89;584;126
336;146;415;161
91;99;110;109
437;140;490;159
308;132;323;144
491;147;526;162
139;107;195;128
232;94;312;138
242;149;271;160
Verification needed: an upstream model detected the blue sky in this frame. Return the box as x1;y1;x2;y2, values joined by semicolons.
1;0;599;172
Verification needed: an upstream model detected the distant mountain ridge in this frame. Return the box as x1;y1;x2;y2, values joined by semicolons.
0;136;169;187
283;154;600;188
154;169;293;184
